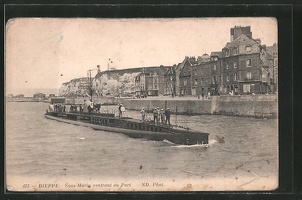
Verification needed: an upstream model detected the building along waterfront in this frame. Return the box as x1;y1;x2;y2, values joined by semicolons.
58;25;278;99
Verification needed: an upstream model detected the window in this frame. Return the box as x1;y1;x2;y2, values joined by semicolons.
194;69;197;75
233;85;238;93
246;72;252;79
214;57;218;61
183;72;186;76
212;76;217;84
194;79;198;85
246;59;252;67
246;46;252;53
201;78;204;84
184;79;187;86
233;47;238;55
226;62;229;69
213;65;216;71
227;73;229;81
243;84;251;93
234;72;238;81
233;61;237;68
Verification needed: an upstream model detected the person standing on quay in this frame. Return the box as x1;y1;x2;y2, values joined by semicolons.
165;108;171;126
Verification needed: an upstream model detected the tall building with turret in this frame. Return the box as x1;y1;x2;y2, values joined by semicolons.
230;26;252;42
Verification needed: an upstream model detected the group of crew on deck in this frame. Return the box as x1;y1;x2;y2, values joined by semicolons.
49;100;171;126
48;103;66;112
48;100;101;114
140;107;171;126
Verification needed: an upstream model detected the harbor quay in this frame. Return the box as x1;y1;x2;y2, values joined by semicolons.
66;94;277;118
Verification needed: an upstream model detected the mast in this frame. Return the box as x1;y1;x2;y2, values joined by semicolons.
175;106;178;126
87;69;93;101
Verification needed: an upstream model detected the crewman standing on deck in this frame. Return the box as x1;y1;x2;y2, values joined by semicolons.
165;108;171;126
153;108;158;124
159;108;165;124
118;104;122;118
88;99;94;115
140;107;146;122
48;102;54;112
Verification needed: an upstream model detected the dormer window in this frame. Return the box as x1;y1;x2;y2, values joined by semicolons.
214;57;218;61
246;45;252;53
225;49;230;57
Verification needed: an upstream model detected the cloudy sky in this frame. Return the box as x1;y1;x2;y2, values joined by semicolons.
5;17;277;96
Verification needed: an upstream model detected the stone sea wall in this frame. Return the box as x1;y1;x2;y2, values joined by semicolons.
63;95;277;118
65;96;126;105
122;95;278;118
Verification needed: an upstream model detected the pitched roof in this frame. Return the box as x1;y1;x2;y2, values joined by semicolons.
210;51;222;58
224;34;258;48
266;44;278;57
265;51;274;60
177;58;190;72
164;66;175;75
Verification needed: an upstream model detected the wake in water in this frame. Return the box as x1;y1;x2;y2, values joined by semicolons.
164;138;218;148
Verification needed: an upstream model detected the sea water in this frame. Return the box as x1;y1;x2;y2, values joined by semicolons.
5;102;278;191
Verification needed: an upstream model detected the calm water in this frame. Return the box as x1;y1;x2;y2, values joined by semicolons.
5;102;278;191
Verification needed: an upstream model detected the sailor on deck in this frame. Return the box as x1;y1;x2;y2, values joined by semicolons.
153;108;159;124
140;107;146;122
159;109;165;124
88;99;94;115
118;104;122;117
48;102;54;112
165;108;171;126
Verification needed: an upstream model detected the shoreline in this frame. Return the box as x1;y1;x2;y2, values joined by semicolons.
6;94;277;119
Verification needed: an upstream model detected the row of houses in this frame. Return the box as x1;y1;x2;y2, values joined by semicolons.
134;26;278;97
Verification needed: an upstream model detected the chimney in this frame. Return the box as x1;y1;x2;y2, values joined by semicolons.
255;38;261;44
97;65;101;73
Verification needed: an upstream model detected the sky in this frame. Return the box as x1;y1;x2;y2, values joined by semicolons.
5;17;277;96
